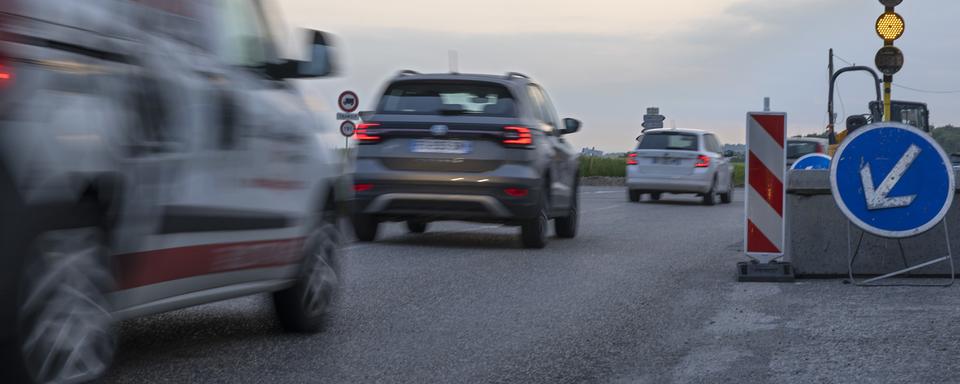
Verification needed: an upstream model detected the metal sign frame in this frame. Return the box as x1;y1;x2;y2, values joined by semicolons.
831;123;956;286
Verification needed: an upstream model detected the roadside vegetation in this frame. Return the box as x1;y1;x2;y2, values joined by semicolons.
579;155;746;187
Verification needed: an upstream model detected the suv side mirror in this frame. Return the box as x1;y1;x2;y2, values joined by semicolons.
561;118;581;135
723;150;735;158
267;30;336;79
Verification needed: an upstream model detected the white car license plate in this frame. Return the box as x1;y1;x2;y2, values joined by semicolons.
411;140;472;154
654;157;680;165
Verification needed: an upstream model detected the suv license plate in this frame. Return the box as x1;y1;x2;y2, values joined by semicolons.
411;140;472;154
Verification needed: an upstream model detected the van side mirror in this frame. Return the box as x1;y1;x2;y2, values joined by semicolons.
267;30;336;79
561;118;581;135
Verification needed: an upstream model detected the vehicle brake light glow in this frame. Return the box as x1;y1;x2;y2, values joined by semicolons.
353;183;374;192
504;187;529;197
355;123;381;142
626;153;638;165
503;126;533;146
695;155;711;168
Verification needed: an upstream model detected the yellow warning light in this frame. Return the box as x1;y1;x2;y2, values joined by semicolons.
876;12;905;42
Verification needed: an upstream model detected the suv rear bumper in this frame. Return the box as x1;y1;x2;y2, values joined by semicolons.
352;174;544;223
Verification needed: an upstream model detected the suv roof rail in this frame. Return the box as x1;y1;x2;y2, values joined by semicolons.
397;70;420;77
505;72;530;80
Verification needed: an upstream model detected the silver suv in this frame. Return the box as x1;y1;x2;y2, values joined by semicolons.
626;129;735;205
352;72;582;248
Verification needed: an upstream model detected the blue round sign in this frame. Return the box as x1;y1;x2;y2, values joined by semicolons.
830;123;955;238
792;153;831;170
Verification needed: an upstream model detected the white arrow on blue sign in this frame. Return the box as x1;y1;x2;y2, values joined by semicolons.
830;123;955;238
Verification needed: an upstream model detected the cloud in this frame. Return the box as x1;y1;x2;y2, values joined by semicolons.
279;0;960;151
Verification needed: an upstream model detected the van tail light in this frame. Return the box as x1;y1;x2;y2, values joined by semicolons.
353;183;374;192
0;65;10;81
695;155;711;168
503;126;533;147
816;143;825;153
626;153;638;165
355;123;381;143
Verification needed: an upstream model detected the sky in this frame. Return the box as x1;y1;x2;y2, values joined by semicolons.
274;0;960;152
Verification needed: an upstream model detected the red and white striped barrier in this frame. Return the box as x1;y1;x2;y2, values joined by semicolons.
745;112;786;263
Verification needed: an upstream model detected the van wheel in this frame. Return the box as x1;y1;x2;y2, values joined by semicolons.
555;185;578;239
521;188;549;249
703;178;718;206
12;227;116;384
628;189;641;202
352;214;379;242
274;219;340;333
650;192;662;201
406;221;428;234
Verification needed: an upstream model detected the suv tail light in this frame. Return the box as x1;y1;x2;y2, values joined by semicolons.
503;126;533;147
355;123;381;143
504;187;529;197
626;153;638;165
695;155;710;168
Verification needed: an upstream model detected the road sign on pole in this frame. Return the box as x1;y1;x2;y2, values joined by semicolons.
641;107;666;130
339;120;356;138
337;91;359;113
831;123;954;238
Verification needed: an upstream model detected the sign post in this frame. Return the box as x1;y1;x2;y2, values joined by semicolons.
831;123;955;286
875;0;905;122
738;112;793;282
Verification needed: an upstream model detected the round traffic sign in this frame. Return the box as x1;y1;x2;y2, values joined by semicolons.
830;123;955;238
339;120;356;137
791;153;831;171
337;91;359;113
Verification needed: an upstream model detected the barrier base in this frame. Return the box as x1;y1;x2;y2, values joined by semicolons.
737;261;795;283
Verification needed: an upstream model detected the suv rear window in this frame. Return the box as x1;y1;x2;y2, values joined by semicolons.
377;81;517;117
637;133;699;151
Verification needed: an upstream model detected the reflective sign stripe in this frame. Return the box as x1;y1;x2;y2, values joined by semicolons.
746;113;786;260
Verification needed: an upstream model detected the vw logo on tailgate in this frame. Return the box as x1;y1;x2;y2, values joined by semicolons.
430;125;449;136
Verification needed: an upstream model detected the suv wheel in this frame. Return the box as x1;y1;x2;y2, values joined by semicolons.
554;184;578;239
352;214;379;242
521;187;549;249
650;192;662;201
628;189;641;203
406;221;428;234
13;227;116;384
703;177;719;206
274;218;340;333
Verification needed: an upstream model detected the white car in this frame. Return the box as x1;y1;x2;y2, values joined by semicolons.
0;1;347;383
626;129;735;205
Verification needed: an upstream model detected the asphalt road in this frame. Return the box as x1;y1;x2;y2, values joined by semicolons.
103;187;960;383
